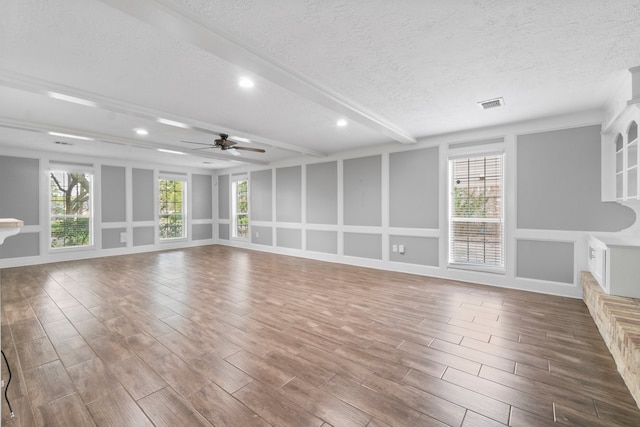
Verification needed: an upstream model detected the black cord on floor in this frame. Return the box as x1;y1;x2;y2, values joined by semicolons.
1;349;14;418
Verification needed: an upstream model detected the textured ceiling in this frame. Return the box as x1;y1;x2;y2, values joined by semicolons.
1;0;640;169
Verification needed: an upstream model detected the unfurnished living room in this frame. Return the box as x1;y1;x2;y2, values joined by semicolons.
1;1;640;426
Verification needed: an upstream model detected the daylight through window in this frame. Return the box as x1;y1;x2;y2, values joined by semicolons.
449;153;504;269
50;170;93;248
232;179;248;239
159;178;186;239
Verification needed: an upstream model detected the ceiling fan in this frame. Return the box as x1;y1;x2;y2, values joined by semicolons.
182;134;265;155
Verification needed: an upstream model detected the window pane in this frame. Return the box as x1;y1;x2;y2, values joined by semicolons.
159;179;186;239
232;179;249;238
50;171;92;248
449;154;504;268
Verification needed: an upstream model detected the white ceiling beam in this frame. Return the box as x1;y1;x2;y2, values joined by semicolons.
0;69;324;158
97;0;417;144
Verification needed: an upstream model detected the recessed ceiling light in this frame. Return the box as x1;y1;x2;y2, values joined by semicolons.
336;119;348;127
238;77;254;88
157;148;185;155
156;118;190;129
47;92;97;108
135;128;149;136
48;131;93;141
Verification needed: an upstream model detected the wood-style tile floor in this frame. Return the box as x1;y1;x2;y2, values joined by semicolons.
1;245;639;426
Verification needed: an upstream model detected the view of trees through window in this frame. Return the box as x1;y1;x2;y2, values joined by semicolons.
50;171;92;248
159;178;185;239
450;154;504;268
233;179;248;238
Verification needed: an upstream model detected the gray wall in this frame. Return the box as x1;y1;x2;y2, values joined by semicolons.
0;233;39;259
251;170;272;221
516;240;574;284
517;125;635;231
307;161;338;224
276;166;302;223
344;233;382;260
102;228;126;249
132;168;154;221
390;148;439;228
102;165;126;223
389;235;439;266
344;155;382;226
306;230;337;254
251;225;273;246
133;227;154;246
218;223;230;240
193;223;213;240
277;227;301;249
0;156;39;225
218;174;229;220
192;174;213;220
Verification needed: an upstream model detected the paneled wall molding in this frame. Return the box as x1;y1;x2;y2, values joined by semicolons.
0;150;214;268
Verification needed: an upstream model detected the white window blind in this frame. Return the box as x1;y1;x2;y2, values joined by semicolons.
449;153;504;269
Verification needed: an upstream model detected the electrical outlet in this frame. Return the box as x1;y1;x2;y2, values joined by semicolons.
399;244;405;254
120;232;127;243
392;244;398;252
256;231;259;238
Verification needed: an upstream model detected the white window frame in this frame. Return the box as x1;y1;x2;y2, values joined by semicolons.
448;143;505;273
231;175;249;240
159;175;187;241
49;165;94;251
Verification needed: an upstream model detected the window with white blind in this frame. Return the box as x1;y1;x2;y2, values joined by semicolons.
449;153;504;270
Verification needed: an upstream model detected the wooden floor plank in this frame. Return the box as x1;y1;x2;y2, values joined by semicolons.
1;245;638;426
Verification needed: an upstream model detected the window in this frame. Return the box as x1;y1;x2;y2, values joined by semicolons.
232;178;248;239
50;170;93;248
159;178;186;239
449;153;504;270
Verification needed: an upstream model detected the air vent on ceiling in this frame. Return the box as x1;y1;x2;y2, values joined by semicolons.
54;141;74;146
478;97;505;110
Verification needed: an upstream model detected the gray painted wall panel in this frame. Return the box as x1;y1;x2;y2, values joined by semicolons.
0;156;39;225
193;223;213;240
102;228;126;249
132;168;154;222
277;228;301;249
251;170;272;221
218;223;230;240
516;240;574;283
192;174;213;220
133;226;154;246
0;232;39;259
307;161;338;224
517;125;635;231
251;225;273;246
306;230;337;254
344;232;382;259
344;155;382;226
390;148;439;228
218;175;230;220
276;166;302;223
389;235;439;266
101;165;126;223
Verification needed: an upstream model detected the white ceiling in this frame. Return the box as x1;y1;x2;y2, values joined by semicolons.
2;0;640;169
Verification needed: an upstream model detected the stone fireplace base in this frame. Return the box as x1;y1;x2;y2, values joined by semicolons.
582;271;640;408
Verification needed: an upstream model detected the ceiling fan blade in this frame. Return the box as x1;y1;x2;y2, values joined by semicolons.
233;146;266;153
182;140;213;146
191;146;215;150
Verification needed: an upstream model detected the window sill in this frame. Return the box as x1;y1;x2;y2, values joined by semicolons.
448;262;505;275
159;237;188;243
49;245;95;254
